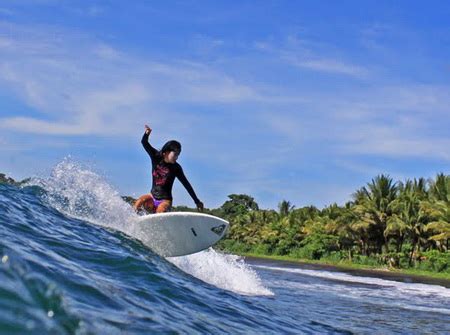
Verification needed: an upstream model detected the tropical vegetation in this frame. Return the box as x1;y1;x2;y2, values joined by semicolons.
199;174;450;274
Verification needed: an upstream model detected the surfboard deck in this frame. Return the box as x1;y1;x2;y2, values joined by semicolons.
131;212;229;257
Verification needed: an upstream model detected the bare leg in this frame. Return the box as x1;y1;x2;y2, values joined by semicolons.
134;194;155;213
155;200;172;213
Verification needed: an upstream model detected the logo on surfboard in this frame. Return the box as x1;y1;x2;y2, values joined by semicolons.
211;224;226;236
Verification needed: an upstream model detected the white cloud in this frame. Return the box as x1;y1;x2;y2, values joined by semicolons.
286;57;369;78
93;43;122;60
256;35;370;78
261;84;450;161
0;22;260;136
339;136;450;161
0;117;85;135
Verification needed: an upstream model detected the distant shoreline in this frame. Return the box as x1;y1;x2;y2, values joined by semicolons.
235;253;450;288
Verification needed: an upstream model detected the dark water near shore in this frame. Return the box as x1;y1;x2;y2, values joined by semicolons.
1;161;449;334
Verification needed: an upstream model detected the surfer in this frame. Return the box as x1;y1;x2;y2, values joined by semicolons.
134;124;204;214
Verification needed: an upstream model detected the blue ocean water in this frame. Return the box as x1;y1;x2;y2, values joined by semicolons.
1;161;449;334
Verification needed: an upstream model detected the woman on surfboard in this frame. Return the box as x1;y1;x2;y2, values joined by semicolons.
134;125;204;214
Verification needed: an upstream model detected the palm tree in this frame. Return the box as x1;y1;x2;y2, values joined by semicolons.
389;178;429;264
331;206;359;259
352;175;399;254
425;174;450;251
278;200;295;218
428;173;450;202
423;200;450;251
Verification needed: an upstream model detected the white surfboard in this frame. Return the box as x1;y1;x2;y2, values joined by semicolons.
131;212;229;257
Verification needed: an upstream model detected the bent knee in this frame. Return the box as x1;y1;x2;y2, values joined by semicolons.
155;200;172;213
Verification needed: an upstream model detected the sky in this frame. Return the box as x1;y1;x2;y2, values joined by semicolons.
0;1;449;209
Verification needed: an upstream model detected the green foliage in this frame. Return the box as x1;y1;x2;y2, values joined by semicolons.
250;244;271;255
216;173;449;273
287;233;339;260
322;251;346;263
428;173;450;203
351;255;384;267
171;205;194;212
216;239;253;253
278;200;295;217
352;174;399;254
416;250;450;273
220;194;259;218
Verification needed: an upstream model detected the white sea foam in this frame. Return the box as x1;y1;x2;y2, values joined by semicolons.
31;159;273;296
254;265;450;314
168;249;274;296
254;265;450;298
30;158;136;233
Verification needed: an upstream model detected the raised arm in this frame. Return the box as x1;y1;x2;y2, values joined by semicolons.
176;166;204;211
141;125;158;160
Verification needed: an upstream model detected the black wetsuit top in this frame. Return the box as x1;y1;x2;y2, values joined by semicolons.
141;133;200;204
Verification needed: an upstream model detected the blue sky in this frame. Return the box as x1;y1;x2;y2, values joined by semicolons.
0;1;449;209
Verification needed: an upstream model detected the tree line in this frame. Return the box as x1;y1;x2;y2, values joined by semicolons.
197;174;449;272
